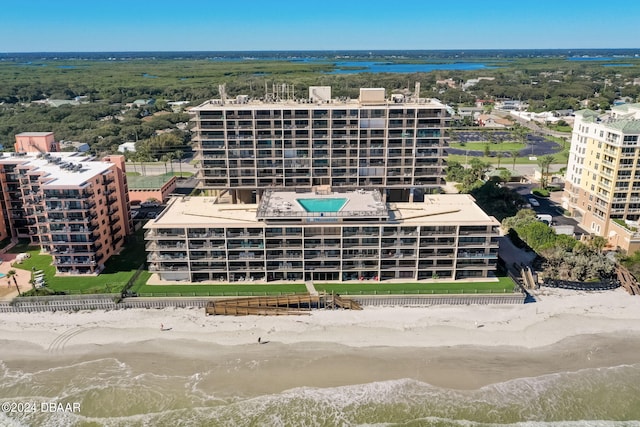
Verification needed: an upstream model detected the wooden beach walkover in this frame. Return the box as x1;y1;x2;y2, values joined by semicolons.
205;293;362;316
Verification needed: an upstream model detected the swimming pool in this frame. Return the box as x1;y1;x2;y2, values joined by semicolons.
297;198;347;213
0;273;5;278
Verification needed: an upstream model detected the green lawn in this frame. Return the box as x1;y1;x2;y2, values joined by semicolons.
547;125;572;133
448;154;541;165
449;142;527;151
11;228;147;295
314;276;517;295
132;276;518;297
134;283;307;297
449;135;570;167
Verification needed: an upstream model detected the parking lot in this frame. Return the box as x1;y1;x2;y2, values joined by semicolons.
449;131;562;157
506;183;586;234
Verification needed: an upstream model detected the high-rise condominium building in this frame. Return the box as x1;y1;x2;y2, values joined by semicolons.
145;190;499;283
564;103;640;251
146;85;503;285
191;86;450;203
0;150;132;275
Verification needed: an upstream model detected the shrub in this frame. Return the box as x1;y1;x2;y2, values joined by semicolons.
532;188;550;197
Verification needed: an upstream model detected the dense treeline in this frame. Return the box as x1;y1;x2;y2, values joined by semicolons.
502;210;614;282
1;56;639;152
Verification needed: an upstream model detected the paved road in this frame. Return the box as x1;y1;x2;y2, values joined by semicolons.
493;111;571;140
505;182;587;235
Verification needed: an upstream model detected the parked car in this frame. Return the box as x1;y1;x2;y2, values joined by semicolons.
146;211;158;219
528;198;540;207
141;201;160;208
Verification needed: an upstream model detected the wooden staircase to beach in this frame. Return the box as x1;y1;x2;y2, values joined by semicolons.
616;266;640;296
205;293;362;316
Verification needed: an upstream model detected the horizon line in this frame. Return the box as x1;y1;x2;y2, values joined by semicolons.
2;47;640;55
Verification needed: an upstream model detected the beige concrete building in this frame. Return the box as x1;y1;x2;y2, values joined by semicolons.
0;151;132;274
191;86;450;203
126;174;177;204
563;103;640;252
144;191;499;283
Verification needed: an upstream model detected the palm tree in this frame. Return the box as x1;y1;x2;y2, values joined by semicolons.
166;152;175;174
160;154;169;174
512;124;529;145
124;151;137;174
6;269;19;296
510;149;519;171
496;152;503;168
537;154;555;189
175;150;184;177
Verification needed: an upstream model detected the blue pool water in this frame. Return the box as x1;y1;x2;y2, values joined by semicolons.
0;273;5;278
297;198;347;212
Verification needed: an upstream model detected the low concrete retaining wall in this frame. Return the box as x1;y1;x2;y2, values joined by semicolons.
0;294;119;313
353;294;526;306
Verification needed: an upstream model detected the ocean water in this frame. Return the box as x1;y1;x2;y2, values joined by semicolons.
1;359;639;426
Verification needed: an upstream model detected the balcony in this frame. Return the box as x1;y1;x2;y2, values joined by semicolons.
145;230;186;239
53;259;97;267
149;264;189;272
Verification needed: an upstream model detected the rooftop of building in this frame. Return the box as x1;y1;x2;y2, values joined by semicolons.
15;131;54;137
191;86;447;112
0;152;114;188
127;173;176;190
576;106;640;133
193;97;447;111
145;192;498;228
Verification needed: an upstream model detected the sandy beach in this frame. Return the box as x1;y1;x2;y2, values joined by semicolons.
2;288;640;393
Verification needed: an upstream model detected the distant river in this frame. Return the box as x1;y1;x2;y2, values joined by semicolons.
327;61;494;74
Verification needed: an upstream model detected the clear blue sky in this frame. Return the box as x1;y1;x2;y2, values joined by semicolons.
1;0;638;52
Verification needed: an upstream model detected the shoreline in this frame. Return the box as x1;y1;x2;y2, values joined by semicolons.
2;288;640;392
2;333;640;393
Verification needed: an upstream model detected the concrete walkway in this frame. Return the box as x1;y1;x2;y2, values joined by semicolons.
304;281;318;296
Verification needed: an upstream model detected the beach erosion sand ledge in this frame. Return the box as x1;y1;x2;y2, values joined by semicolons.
2;333;640;394
2;288;640;392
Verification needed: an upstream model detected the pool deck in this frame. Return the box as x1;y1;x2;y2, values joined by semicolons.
297;197;348;213
257;189;387;219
